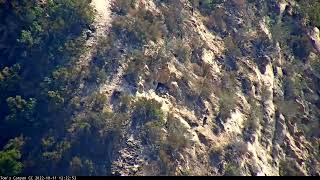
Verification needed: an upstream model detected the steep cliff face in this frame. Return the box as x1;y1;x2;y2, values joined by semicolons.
88;0;320;176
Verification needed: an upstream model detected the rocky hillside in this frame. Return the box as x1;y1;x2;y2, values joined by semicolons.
100;0;320;176
0;0;319;176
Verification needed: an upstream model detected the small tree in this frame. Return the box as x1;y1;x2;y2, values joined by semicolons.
0;149;23;176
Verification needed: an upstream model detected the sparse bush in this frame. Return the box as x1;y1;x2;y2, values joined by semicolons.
88;66;108;84
218;74;238;121
82;92;108;113
283;76;302;99
167;38;192;63
223;141;248;176
112;0;136;15
279;158;303;176
113;8;165;46
118;94;133;112
276;100;299;119
224;162;241;176
132;98;167;154
298;0;320;28
219;91;237;121
198;77;215;99
123;50;150;85
310;55;320;75
5;96;36;125
244;99;262;136
132;97;164;127
161;1;187;37
189;0;223;16
144;119;166;147
166;114;190;150
232;140;249;156
224;36;242;57
261;84;272;102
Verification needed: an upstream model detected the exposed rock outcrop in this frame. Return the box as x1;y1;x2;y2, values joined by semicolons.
91;0;320;176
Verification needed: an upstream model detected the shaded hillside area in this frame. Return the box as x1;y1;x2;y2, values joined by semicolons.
0;0;319;176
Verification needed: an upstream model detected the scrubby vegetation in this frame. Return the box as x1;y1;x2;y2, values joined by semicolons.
1;0;320;176
218;73;237;121
279;158;304;176
243;99;262;141
0;0;106;175
297;0;320;28
224;162;241;176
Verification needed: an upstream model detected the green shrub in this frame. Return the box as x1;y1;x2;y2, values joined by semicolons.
166;114;190;150
85;93;108;112
0;149;23;176
5;96;36;124
224;162;241;176
0;64;21;93
218;74;237;121
123;50;151;86
219;91;237;121
299;0;320;27
132;97;164;126
132;98;166;149
88;66;108;84
69;157;96;176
